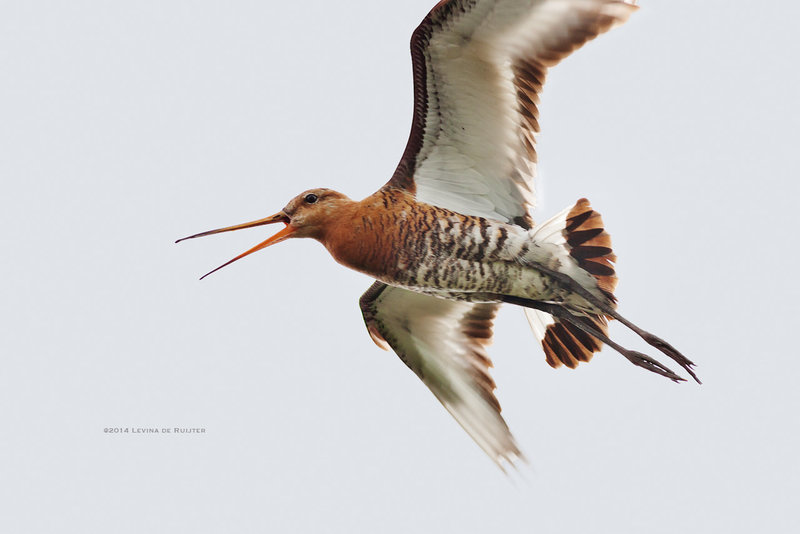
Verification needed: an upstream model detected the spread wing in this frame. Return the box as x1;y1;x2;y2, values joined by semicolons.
385;0;637;227
359;282;522;469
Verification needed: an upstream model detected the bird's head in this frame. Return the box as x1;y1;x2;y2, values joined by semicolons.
176;188;352;279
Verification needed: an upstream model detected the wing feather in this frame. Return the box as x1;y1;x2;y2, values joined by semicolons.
359;282;522;469
386;0;637;227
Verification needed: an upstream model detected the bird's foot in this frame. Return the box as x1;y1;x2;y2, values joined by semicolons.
621;349;685;383
638;331;701;384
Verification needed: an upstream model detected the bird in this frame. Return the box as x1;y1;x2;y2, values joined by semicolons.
177;0;699;470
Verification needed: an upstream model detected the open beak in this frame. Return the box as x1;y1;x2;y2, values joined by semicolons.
176;212;294;280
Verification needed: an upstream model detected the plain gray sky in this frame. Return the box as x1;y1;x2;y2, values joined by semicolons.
1;0;798;532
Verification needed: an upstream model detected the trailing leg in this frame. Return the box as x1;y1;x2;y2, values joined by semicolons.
502;296;685;383
521;266;699;383
607;311;700;383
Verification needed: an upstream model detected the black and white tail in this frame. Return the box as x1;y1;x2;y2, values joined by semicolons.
526;199;618;369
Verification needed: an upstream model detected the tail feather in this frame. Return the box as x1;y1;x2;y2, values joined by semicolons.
526;198;617;369
565;199;617;299
518;199;698;382
525;309;607;369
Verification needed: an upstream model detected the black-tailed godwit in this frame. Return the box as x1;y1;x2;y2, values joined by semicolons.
178;0;698;470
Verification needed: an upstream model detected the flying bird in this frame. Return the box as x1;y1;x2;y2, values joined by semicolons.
178;0;699;469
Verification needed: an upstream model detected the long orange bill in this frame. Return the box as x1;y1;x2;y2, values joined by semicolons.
175;212;294;280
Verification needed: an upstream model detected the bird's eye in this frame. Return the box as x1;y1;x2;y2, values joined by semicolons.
304;193;319;204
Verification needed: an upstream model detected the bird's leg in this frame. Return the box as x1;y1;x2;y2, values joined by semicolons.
551;307;686;383
604;310;701;384
500;296;685;383
522;263;700;384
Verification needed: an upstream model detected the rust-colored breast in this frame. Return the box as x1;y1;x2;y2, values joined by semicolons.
322;189;421;279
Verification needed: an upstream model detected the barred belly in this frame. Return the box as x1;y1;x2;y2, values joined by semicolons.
381;211;559;303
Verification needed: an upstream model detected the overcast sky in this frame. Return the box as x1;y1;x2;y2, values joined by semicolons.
1;1;798;532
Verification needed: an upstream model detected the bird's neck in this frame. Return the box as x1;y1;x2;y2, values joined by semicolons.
320;189;416;278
